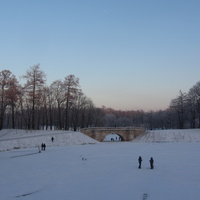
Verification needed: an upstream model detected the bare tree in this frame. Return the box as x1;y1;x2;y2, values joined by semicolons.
39;86;50;130
71;91;95;131
187;87;197;128
63;75;80;130
71;91;82;131
22;64;46;130
170;91;187;129
6;76;20;129
0;70;19;130
189;81;200;127
50;80;65;129
80;97;96;128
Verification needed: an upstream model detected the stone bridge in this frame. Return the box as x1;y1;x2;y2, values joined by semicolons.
80;127;146;142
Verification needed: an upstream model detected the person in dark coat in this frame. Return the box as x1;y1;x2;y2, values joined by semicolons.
43;143;46;151
51;137;54;142
138;156;142;169
149;157;154;169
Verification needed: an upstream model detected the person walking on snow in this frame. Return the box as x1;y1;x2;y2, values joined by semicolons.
138;156;142;169
149;157;154;169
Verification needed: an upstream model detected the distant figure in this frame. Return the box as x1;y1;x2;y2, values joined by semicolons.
138;156;142;169
41;143;44;150
43;143;46;151
149;157;154;169
51;137;54;142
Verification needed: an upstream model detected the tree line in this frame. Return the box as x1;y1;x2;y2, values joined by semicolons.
0;65;96;131
1;64;200;131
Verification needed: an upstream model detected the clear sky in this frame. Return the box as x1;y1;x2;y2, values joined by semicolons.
1;0;200;111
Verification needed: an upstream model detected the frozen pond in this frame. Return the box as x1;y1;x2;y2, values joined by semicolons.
1;141;200;200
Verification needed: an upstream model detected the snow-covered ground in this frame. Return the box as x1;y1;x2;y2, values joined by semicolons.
0;129;99;152
134;128;200;142
0;129;200;200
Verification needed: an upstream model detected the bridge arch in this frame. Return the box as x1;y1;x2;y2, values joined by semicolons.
80;127;145;142
103;133;124;142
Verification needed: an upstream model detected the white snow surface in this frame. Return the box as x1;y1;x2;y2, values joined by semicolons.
134;129;200;143
1;129;200;200
0;129;99;152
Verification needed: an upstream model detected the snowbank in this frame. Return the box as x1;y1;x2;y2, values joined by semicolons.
0;129;99;151
133;129;200;142
1;128;200;151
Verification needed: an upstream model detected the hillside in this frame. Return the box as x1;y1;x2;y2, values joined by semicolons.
0;129;99;151
133;129;200;142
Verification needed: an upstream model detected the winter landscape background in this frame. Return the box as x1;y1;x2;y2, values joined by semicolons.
1;129;200;200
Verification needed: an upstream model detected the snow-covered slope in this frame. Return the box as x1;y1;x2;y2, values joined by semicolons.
133;129;200;142
1;128;200;151
0;129;99;151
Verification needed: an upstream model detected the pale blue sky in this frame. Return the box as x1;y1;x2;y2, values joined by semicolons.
1;0;200;111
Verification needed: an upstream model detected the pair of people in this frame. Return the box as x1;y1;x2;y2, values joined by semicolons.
138;156;154;169
41;143;46;151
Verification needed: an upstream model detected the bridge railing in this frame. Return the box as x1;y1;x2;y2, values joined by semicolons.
81;127;145;131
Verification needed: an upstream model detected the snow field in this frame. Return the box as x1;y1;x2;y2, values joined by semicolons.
1;129;200;200
1;142;200;200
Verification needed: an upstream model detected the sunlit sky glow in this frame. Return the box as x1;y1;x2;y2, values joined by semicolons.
1;0;200;111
